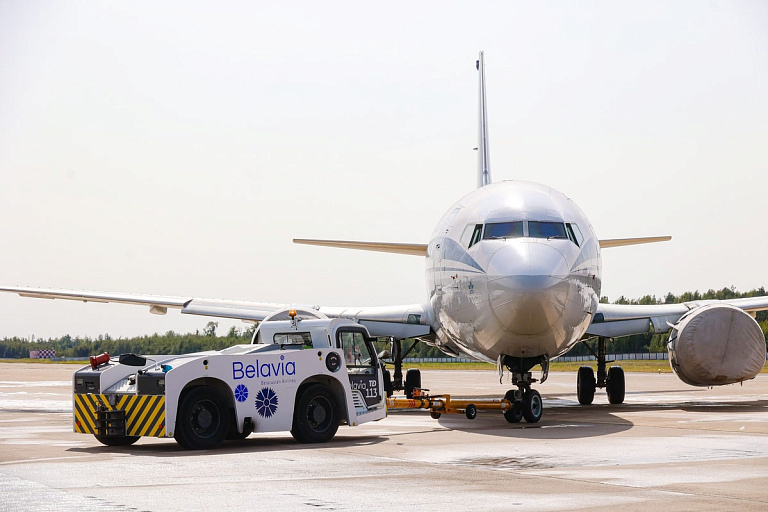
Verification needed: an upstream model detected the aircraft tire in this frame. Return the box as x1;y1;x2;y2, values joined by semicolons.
291;384;339;444
577;366;596;405
404;368;421;399
383;368;393;397
94;435;140;447
503;390;523;423
522;389;543;423
174;386;229;450
606;366;626;404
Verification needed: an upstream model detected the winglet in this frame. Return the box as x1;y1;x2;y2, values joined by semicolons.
477;51;492;188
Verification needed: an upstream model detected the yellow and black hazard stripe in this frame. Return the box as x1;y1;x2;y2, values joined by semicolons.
74;394;167;437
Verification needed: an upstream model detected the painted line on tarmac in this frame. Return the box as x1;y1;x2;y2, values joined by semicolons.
0;455;96;466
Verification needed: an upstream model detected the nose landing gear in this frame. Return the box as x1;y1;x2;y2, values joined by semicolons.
500;354;548;423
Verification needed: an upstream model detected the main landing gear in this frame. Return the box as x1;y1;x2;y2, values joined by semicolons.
499;354;548;424
577;336;625;405
380;337;422;399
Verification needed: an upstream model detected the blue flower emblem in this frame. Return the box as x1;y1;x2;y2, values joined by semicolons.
255;387;279;418
234;384;249;402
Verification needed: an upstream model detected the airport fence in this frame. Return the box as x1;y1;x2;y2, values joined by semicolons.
403;357;476;363
50;352;768;364
402;352;671;364
553;352;669;362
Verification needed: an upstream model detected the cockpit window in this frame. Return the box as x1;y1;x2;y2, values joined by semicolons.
565;223;584;247
571;223;584;245
460;224;474;247
483;221;523;240
461;224;483;248
468;224;483;248
528;221;567;239
565;223;578;246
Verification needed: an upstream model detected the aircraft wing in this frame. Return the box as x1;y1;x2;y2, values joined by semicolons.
587;297;768;338
0;286;432;339
293;239;427;256
293;236;672;255
598;236;671;248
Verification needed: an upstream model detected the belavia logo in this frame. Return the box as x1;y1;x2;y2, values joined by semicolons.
234;384;249;402
255;387;278;418
232;356;296;380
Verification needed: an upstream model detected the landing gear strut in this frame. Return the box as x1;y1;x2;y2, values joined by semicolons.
577;336;625;405
382;337;421;399
499;355;547;423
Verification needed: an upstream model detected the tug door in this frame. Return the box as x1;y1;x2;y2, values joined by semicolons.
337;329;380;407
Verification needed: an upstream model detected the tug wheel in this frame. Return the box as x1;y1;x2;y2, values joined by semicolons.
291;384;339;443
175;386;229;450
94;435;140;447
383;368;393;397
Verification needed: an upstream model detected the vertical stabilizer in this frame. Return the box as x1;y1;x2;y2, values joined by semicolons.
476;51;492;188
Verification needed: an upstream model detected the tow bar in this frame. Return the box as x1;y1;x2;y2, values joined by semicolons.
387;388;512;420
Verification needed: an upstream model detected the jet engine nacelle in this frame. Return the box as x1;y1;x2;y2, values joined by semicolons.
668;304;766;386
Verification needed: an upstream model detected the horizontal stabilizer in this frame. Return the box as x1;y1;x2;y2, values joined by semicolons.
293;239;428;256
598;236;671;249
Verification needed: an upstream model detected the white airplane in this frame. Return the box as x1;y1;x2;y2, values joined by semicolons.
2;52;766;423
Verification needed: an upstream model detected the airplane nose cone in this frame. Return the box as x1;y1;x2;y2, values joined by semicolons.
487;243;570;336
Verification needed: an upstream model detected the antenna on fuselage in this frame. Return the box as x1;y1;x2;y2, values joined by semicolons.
476;51;492;188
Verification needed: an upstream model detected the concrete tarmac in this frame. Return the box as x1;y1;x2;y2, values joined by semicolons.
1;362;767;511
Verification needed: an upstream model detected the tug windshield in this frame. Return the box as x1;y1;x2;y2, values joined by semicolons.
338;331;375;370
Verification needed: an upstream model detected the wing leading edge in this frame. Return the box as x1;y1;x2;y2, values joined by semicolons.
598;236;671;248
293;239;428;256
0;285;432;338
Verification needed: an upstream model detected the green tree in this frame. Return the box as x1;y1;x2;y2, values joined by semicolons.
203;321;218;337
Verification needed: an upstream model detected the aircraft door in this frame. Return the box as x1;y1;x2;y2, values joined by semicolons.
337;329;381;407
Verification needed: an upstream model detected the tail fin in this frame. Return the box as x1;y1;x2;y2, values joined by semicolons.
476;51;492;188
